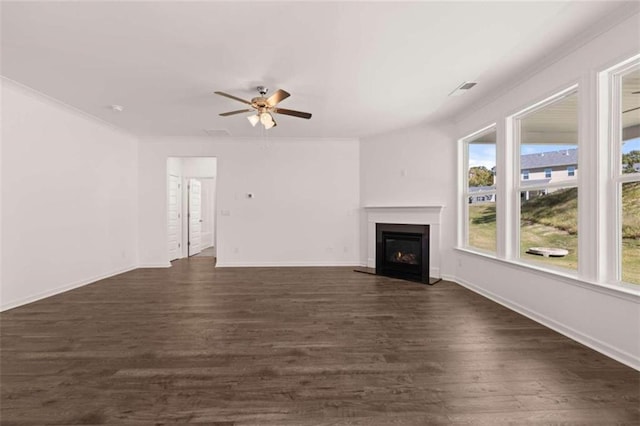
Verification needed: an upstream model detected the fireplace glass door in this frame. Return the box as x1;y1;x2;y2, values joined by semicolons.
382;232;422;273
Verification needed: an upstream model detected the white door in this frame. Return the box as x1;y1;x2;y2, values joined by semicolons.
199;178;215;249
168;175;181;261
188;178;202;256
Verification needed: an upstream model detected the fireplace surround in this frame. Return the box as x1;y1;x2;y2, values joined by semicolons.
363;205;444;284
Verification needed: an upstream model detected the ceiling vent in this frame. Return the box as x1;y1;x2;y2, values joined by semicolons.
449;81;477;97
204;129;231;138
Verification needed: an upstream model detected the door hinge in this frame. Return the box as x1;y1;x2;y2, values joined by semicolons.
188;241;191;246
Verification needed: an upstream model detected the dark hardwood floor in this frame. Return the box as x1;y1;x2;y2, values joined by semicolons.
1;259;638;425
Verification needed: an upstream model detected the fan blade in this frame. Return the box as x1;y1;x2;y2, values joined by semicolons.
273;108;312;119
266;89;290;106
623;106;640;114
214;91;253;106
219;109;253;116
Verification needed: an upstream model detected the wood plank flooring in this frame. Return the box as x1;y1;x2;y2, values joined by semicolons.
1;259;638;425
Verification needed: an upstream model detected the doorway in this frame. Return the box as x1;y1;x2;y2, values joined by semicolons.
167;157;217;261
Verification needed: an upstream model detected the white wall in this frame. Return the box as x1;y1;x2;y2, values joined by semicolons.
362;14;640;369
1;79;139;310
454;13;640;370
167;157;183;177
450;14;640;369
142;138;360;267
182;157;217;178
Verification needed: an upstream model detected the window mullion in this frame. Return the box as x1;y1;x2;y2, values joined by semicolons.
502;117;517;260
578;73;597;281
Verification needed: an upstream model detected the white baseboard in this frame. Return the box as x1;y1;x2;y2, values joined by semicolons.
138;262;172;268
0;265;138;312
444;274;640;372
215;260;360;267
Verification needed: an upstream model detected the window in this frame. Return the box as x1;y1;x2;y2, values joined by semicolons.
454;54;640;294
615;66;640;285
515;88;579;271
462;126;497;254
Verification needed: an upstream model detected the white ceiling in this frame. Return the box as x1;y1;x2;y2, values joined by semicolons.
1;1;635;139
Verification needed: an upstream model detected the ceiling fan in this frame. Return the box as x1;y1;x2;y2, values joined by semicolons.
215;86;312;129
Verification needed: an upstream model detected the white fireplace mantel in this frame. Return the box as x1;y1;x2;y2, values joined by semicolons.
364;205;445;278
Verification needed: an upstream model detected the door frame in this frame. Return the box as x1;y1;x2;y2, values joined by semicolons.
168;173;183;261
166;157;218;263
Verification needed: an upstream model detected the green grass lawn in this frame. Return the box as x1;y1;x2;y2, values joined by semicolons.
468;203;497;253
621;182;640;284
468;183;639;284
622;235;640;284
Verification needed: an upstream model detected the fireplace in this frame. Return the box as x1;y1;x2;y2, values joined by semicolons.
362;205;443;283
376;223;430;284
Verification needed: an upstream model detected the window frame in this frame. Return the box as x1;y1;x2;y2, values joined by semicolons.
602;56;640;286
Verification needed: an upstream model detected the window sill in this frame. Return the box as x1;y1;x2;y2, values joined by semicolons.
454;247;640;302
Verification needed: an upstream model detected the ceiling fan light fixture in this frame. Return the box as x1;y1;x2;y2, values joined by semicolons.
263;119;276;130
260;111;273;125
247;114;260;127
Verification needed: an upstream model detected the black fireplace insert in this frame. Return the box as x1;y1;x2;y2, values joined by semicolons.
376;223;430;284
